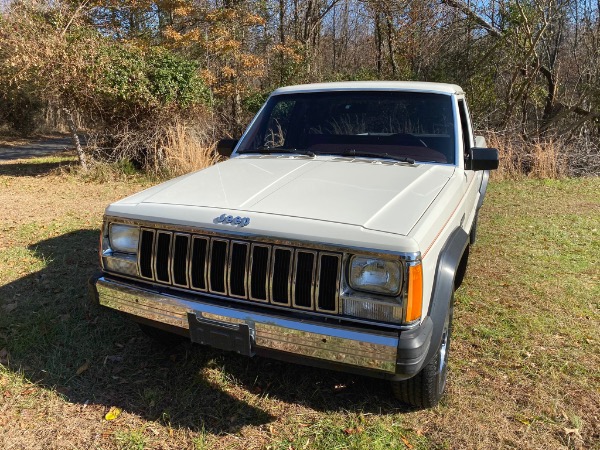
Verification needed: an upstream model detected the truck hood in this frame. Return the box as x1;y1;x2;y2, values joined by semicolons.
112;155;454;236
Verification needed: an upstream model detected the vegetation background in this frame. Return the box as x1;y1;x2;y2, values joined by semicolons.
1;0;599;177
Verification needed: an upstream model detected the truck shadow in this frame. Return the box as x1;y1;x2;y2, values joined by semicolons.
0;230;403;435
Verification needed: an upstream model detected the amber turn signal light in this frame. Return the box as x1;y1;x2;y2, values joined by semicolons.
405;263;423;323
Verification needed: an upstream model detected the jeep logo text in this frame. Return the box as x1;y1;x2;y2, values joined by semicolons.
215;214;250;227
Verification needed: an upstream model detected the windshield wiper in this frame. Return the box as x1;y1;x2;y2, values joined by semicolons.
340;149;415;164
240;147;315;157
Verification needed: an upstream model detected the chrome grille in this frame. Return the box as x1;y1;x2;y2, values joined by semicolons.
137;228;341;313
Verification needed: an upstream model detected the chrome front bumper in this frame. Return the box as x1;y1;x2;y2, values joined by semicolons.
94;277;400;374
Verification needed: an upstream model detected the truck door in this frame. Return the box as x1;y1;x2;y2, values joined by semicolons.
457;98;480;231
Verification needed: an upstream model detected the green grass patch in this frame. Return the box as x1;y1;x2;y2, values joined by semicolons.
114;429;147;450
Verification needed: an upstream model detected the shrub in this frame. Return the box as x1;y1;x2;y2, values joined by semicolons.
95;46;209;119
485;131;569;180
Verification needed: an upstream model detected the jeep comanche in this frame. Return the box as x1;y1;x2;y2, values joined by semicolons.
90;81;499;407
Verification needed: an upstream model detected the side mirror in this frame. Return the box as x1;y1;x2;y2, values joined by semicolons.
216;139;239;157
466;147;499;171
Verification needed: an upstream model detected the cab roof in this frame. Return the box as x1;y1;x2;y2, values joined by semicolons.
272;81;464;96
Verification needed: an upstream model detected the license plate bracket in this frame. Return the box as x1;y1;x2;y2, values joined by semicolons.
187;313;254;356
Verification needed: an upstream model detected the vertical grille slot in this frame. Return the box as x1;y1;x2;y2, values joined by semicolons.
155;232;172;283
271;247;292;305
209;239;228;294
139;229;155;279
293;250;316;310
316;253;341;313
249;244;270;302
171;234;190;287
190;236;208;290
229;242;249;298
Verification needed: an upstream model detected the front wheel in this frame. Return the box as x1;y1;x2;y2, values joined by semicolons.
391;295;453;408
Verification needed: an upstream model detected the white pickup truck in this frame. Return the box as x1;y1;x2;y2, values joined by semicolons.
90;81;498;408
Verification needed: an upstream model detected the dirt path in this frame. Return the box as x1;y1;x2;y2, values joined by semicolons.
0;136;74;161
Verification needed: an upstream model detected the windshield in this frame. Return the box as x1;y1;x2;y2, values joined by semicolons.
237;91;456;164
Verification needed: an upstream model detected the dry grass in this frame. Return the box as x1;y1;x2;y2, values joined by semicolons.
0;137;33;147
163;122;220;176
85;117;220;177
0;154;598;449
484;131;567;180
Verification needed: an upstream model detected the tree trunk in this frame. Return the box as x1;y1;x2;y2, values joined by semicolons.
62;108;88;171
386;16;398;77
375;13;382;76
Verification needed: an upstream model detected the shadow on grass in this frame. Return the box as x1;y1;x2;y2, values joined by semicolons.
0;159;75;177
0;230;403;435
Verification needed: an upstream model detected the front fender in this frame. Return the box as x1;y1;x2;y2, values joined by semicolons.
425;227;469;362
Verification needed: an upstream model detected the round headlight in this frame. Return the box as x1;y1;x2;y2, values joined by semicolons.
349;256;402;296
109;224;140;254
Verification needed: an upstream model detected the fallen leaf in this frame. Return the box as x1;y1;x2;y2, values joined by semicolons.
343;426;363;435
0;348;9;364
564;428;581;438
55;386;71;396
105;406;122;421
76;361;90;375
21;388;35;396
104;355;123;363
400;434;414;449
1;303;17;313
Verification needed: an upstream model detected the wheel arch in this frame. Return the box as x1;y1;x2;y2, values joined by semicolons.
424;227;469;363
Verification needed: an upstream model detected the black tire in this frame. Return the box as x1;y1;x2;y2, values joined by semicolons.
138;323;186;347
470;211;479;245
454;245;470;290
391;294;454;408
